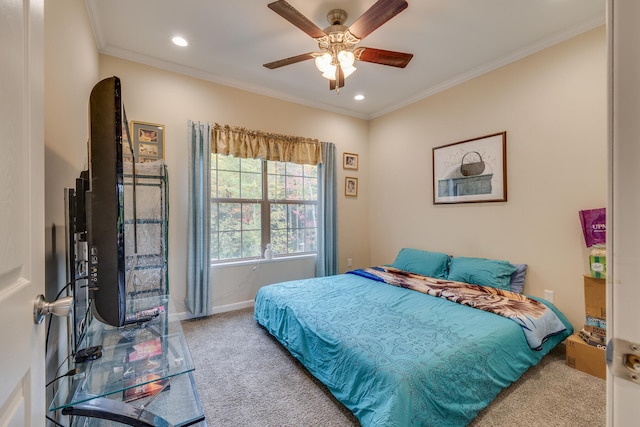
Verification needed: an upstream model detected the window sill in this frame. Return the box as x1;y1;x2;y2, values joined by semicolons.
211;253;316;269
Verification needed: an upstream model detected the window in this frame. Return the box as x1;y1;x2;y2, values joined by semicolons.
211;154;318;262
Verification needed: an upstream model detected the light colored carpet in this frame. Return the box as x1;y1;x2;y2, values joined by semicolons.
182;307;605;427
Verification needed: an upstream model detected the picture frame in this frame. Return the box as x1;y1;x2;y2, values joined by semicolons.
128;121;165;162
343;152;359;170
345;177;358;197
432;131;507;204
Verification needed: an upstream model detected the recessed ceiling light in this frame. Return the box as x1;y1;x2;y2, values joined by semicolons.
354;94;365;101
172;36;188;47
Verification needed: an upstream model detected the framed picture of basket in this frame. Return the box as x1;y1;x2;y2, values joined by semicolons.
432;131;507;205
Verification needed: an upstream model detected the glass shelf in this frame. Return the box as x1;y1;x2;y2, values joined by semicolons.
50;296;204;426
66;372;204;427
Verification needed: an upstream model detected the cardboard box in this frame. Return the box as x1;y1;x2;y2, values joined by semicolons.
584;275;606;319
583;324;607;337
566;334;606;379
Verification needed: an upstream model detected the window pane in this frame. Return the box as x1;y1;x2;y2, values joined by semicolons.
270;204;286;231
268;168;285;200
242;203;261;230
287;204;303;228
219;231;241;259
288;229;305;253
285;175;303;200
218;203;241;231
242;229;261;258
267;162;317;202
303;176;317;201
218;170;240;199
303;164;317;178
271;229;287;255
270;161;285;175
210;232;220;260
240;158;262;173
211;202;262;261
211;168;218;198
241;171;262;199
304;204;317;227
305;228;317;252
211;204;219;233
286;163;303;176
216;154;239;171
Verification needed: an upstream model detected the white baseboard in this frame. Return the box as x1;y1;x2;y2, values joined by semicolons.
176;300;255;320
210;300;255;314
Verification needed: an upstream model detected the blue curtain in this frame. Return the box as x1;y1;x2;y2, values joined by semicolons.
186;121;212;317
316;142;338;276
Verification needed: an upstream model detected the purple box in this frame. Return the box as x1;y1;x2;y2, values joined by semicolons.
579;208;606;247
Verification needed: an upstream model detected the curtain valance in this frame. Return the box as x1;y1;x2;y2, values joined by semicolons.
212;123;322;165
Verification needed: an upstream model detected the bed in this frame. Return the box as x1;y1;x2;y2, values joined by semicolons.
254;249;573;426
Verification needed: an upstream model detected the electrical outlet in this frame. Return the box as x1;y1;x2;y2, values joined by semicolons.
544;290;554;303
347;258;353;267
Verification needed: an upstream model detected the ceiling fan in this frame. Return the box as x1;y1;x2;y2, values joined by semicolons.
263;0;413;92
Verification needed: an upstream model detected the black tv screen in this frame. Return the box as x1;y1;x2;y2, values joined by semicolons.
86;76;127;327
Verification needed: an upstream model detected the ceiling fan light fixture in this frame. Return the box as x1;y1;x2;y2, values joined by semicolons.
315;53;333;73
337;50;355;67
340;59;357;79
322;66;337;80
341;63;357;78
316;50;356;80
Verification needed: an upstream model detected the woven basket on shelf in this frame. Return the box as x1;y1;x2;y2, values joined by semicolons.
460;151;485;176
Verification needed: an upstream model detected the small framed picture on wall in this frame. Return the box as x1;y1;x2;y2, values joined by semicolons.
345;177;358;197
130;121;165;162
343;152;359;170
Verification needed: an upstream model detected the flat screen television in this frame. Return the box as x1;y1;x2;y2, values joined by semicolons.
70;76;166;337
85;76;130;327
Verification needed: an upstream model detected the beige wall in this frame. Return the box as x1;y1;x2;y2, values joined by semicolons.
45;0;99;290
98;55;371;312
368;27;607;330
44;0;99;390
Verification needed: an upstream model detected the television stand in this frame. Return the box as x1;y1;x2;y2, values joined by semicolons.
50;296;205;426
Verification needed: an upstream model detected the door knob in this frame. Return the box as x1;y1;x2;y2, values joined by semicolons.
33;294;73;324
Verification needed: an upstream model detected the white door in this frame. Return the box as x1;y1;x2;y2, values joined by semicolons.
608;0;640;425
0;0;45;425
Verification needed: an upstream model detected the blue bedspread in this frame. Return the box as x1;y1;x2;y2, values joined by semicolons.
254;272;573;427
347;266;568;351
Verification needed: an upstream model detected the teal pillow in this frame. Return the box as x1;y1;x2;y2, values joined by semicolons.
447;257;518;291
391;248;450;279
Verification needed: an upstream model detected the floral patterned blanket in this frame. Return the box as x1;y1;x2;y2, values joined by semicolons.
347;266;568;350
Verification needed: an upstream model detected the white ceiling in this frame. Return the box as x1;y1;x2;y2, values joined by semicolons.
85;0;606;120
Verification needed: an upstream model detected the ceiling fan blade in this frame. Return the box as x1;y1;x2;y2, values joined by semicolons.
263;53;316;69
355;47;413;68
328;66;345;91
348;0;408;40
337;64;345;89
268;1;326;39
